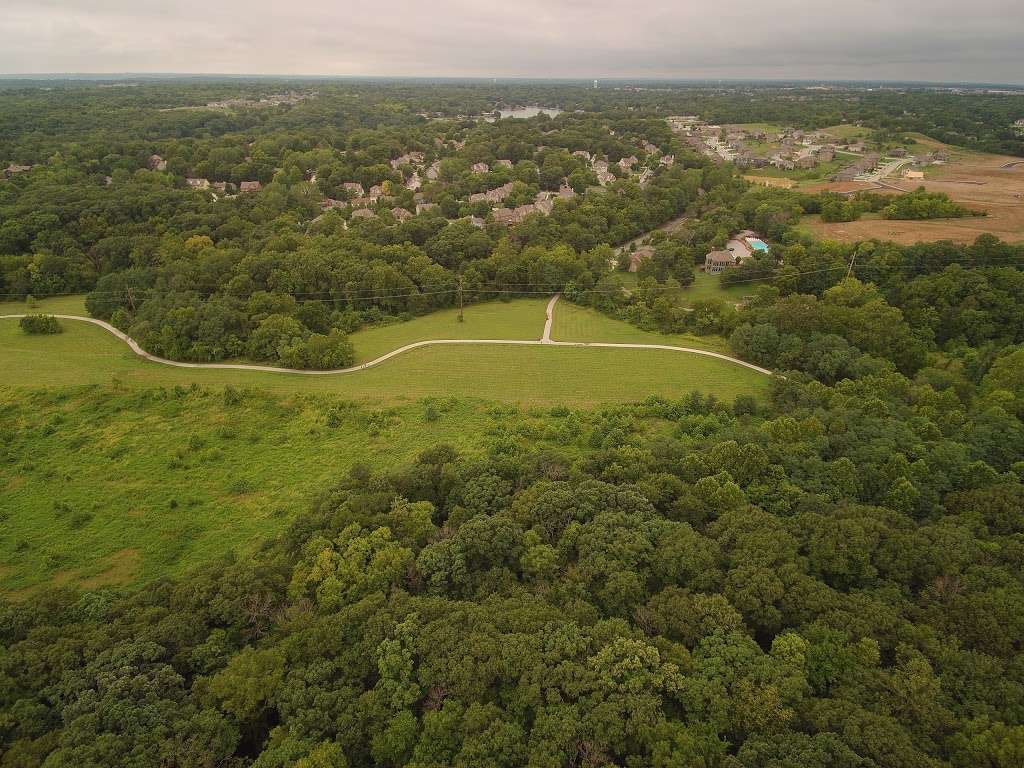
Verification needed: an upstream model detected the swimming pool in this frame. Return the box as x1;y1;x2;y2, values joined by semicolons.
747;238;770;252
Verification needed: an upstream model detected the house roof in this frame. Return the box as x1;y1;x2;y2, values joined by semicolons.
705;250;736;264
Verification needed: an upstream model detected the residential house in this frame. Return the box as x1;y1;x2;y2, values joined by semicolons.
491;208;518;225
350;208;376;219
368;184;385;200
425;161;441;180
514;204;538;221
239;181;262;193
321;198;347;210
415;203;437;215
186;177;210;190
391;207;412;222
618;156;638;172
492;204;541;225
643;142;659;154
557;185;576;200
469;182;513;204
534;198;554;215
638;169;654;186
390;152;424;169
465;215;485;228
147;154;167;171
596;170;616;186
660;155;675;167
705;250;738;274
342;182;365;197
212;181;230;193
495;159;514;168
4;164;32;177
817;148;835;163
572;150;592;161
629;245;655;273
904;169;925;180
405;172;422;191
592;159;609;173
348;196;373;208
471;162;490;174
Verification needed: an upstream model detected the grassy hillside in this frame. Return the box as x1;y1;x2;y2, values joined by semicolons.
0;387;538;595
349;297;548;362
0;294;88;315
552;299;732;352
0;315;769;406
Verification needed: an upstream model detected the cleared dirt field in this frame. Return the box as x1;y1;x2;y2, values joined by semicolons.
802;139;1024;245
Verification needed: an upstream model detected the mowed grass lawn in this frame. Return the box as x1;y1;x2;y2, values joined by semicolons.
0;387;562;595
614;272;753;306
0;294;88;315
552;300;736;353
0;316;769;406
350;298;548;362
683;272;755;305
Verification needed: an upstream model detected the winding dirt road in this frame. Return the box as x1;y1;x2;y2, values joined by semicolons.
0;296;773;377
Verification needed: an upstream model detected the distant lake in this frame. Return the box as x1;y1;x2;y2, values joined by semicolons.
485;106;563;121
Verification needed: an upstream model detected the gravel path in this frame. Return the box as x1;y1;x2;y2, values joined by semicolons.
1;303;773;377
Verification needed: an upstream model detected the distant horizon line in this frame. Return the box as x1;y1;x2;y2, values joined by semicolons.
1;72;1023;88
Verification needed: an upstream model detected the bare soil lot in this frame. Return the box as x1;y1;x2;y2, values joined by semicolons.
802;142;1024;245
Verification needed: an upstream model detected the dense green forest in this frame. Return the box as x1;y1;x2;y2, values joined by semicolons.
3;79;1024;767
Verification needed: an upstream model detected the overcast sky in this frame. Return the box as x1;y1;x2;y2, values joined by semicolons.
2;0;1023;84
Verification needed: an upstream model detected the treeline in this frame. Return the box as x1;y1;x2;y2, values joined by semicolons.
1;80;1021;162
3;361;1024;765
820;190;981;223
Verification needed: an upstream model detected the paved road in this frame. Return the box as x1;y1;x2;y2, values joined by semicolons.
0;301;774;377
857;157;912;183
542;294;558;342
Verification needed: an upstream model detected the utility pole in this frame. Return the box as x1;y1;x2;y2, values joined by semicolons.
126;286;136;312
846;251;857;279
457;275;464;322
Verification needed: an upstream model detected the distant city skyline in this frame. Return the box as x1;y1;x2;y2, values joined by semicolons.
2;0;1023;85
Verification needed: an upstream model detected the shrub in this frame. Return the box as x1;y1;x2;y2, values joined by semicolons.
20;314;63;334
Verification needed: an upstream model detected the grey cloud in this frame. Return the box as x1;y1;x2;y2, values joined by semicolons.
0;0;1021;83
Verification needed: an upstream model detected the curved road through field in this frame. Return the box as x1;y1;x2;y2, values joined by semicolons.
0;296;773;377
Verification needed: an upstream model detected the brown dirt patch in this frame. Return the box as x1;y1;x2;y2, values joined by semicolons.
803;149;1024;245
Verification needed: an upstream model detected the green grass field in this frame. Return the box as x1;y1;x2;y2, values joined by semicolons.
745;157;852;184
607;272;751;306
724;122;786;134
683;272;753;305
823;123;872;141
0;315;768;406
0;387;578;595
350;298;548;362
0;294;769;596
552;299;731;353
0;294;88;315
